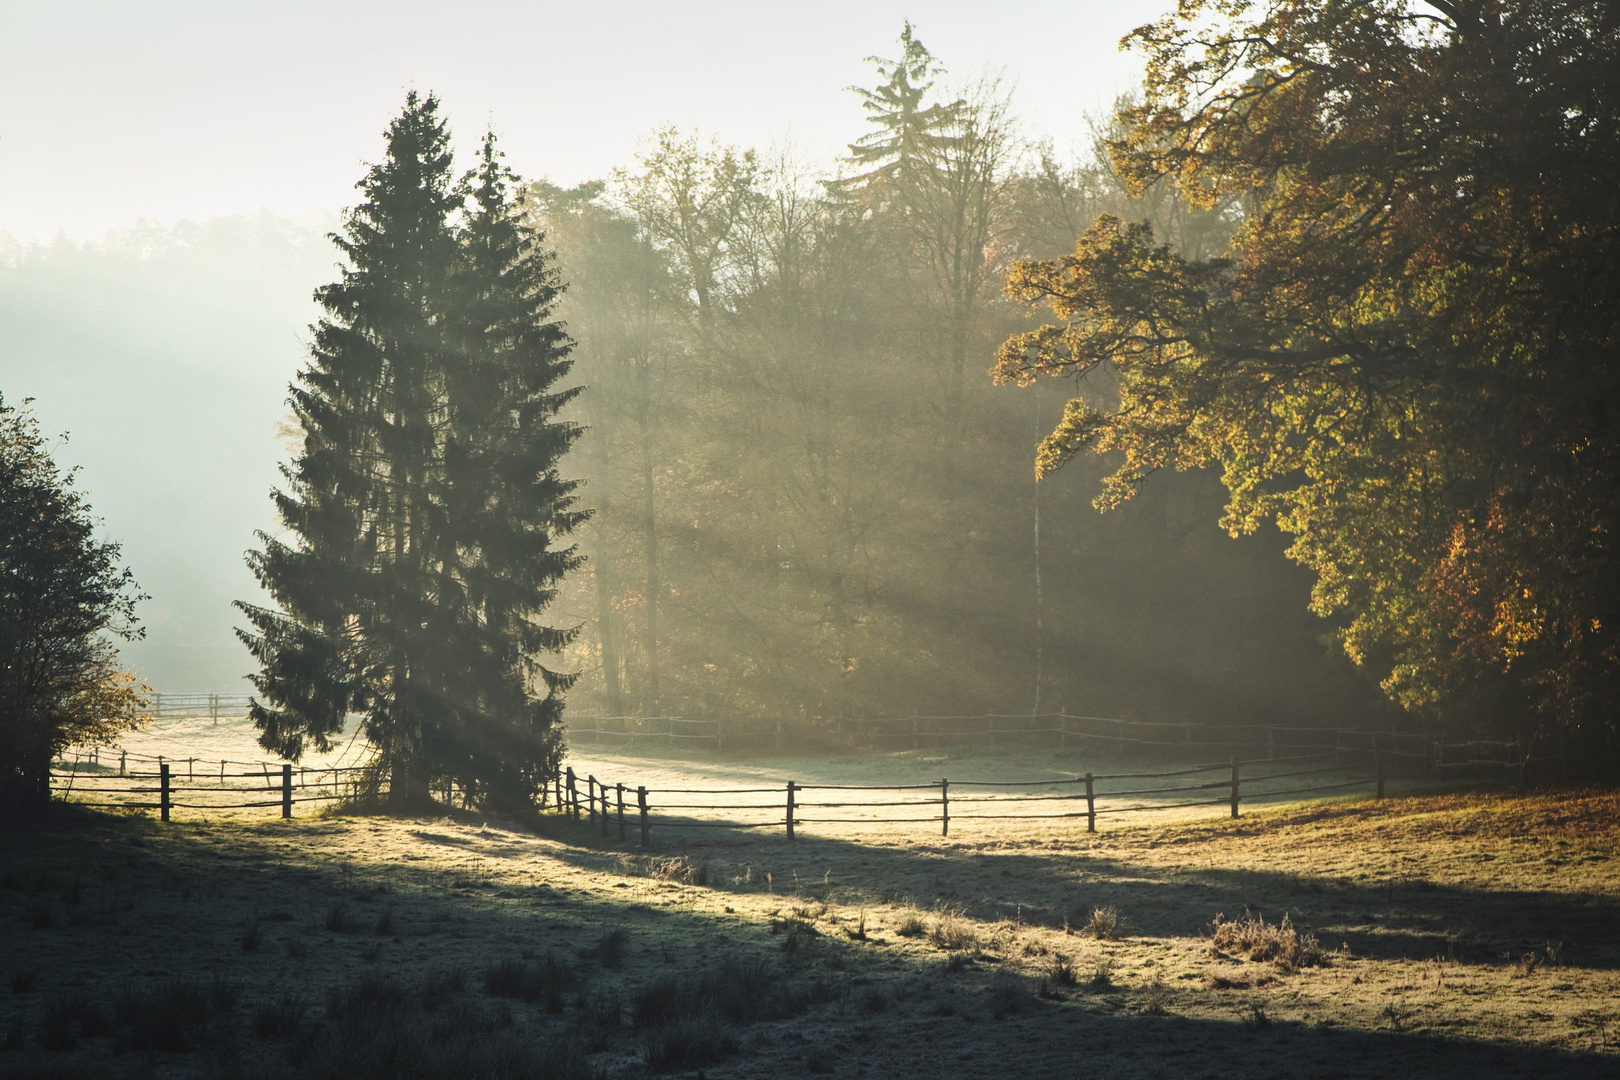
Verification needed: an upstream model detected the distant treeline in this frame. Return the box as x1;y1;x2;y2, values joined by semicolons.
531;27;1389;729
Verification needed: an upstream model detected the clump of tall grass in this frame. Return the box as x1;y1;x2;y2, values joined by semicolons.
1210;912;1324;970
630;953;831;1071
483;954;575;1009
928;907;981;953
287;972;593;1080
894;910;928;938
251;995;306;1040
986;970;1035;1018
1078;906;1123;941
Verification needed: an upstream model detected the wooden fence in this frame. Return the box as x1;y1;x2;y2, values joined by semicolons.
141;693;254;722
53;744;1389;837
539;748;1388;846
54;705;1564;837
50;748;369;821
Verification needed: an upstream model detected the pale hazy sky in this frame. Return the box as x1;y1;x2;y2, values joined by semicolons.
2;0;1168;242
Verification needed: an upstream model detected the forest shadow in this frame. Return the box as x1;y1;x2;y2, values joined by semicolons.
542;808;1620;971
1;806;1614;1080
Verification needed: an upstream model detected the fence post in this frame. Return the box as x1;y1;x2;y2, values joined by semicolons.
617;783;626;841
1085;773;1095;833
786;781;797;840
120;751;126;777
637;786;649;847
553;772;562;812
566;768;578;820
941;778;949;837
602;781;612;834
587;776;597;828
1230;757;1240;819
160;762;170;823
282;763;292;819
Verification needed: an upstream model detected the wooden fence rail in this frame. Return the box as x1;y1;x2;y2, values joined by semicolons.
546;748;1401;846
54;713;1564;833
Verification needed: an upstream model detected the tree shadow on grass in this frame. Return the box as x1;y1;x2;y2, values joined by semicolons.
542;807;1620;971
1;805;1615;1080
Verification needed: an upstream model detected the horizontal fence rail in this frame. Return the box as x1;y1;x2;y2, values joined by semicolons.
56;705;1564;836
50;751;379;821
543;747;1416;846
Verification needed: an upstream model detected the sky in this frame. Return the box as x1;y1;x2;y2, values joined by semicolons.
1;0;1168;242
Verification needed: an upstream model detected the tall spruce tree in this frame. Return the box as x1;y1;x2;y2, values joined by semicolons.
438;135;585;809
839;22;962;204
236;94;584;811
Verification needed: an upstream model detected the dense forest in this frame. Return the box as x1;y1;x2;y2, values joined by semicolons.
533;27;1387;728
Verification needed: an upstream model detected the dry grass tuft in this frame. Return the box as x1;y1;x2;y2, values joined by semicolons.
987;969;1035;1018
1140;973;1169;1015
1209;912;1323;970
483;954;575;1008
894;910;927;938
1078;906;1123;941
645;855;708;887
929;907;982;952
1205;966;1277;991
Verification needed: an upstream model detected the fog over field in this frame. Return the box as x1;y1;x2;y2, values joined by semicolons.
2;0;1167;696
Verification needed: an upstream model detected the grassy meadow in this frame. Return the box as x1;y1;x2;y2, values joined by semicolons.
2;738;1617;1079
